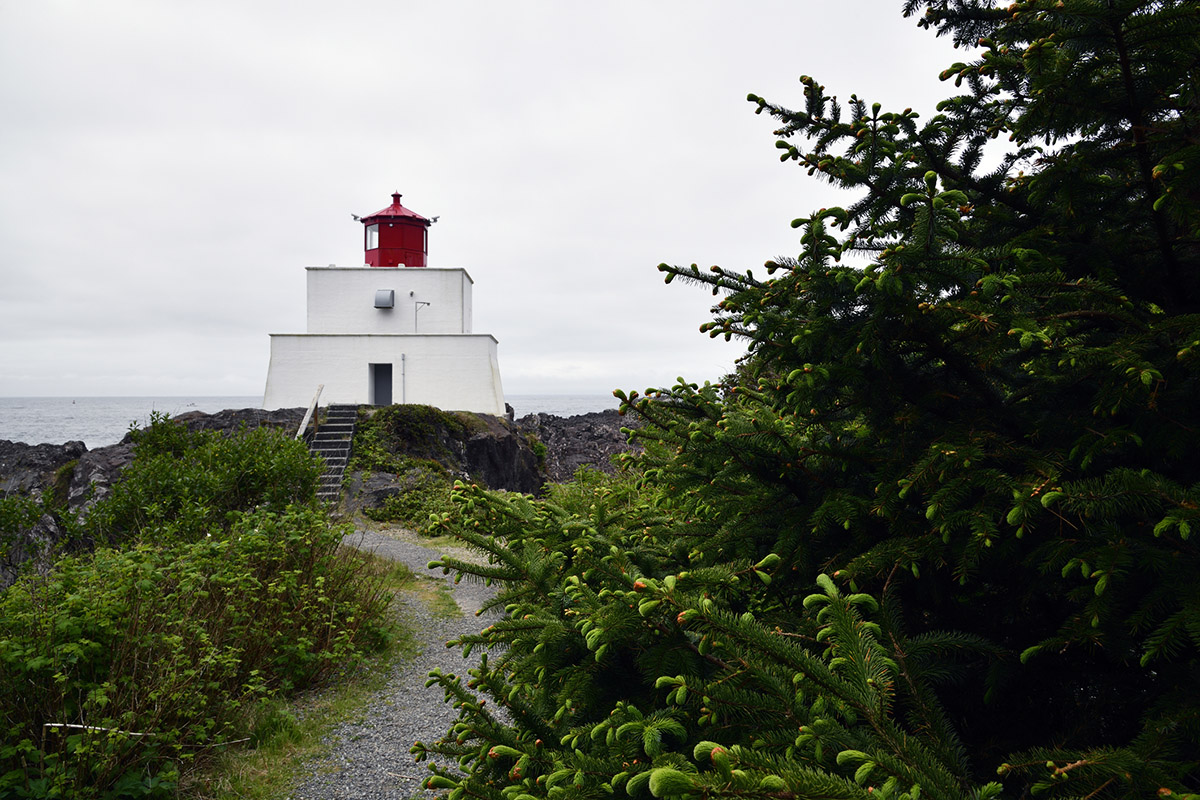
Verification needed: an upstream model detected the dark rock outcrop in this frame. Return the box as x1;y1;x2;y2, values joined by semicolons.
65;442;135;516
516;410;640;483
460;413;544;494
0;439;88;502
1;440;123;588
340;406;641;517
1;406;639;512
342;406;544;517
343;472;405;516
170;407;306;437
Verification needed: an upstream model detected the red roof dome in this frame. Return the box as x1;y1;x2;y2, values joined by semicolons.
361;192;429;224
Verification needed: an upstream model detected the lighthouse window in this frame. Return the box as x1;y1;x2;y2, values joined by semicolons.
365;224;379;250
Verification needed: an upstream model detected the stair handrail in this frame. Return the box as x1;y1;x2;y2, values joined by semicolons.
295;384;324;440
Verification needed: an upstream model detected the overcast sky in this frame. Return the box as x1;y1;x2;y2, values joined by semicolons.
0;1;960;401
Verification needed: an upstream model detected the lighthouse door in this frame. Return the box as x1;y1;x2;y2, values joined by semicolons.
369;363;393;406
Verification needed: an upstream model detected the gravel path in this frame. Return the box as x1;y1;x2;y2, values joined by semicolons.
289;528;499;800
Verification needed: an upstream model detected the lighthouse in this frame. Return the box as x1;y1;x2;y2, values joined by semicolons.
362;192;430;267
262;193;506;414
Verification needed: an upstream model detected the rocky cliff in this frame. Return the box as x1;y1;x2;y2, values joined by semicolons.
342;404;542;516
0;440;88;503
341;405;641;514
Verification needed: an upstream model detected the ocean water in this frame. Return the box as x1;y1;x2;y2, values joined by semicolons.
0;394;619;449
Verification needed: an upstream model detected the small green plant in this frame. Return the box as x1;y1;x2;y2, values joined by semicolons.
418;577;462;620
0;495;85;587
0;495;46;576
46;460;78;509
527;435;548;469
362;457;459;533
246;701;303;751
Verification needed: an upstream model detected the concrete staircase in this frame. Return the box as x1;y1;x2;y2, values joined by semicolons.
306;404;358;503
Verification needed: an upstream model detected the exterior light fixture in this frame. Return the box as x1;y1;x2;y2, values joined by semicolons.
414;300;431;332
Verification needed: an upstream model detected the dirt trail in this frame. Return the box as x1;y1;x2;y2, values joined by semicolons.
289;528;497;800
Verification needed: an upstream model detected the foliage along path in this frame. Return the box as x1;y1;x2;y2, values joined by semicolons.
289;528;498;800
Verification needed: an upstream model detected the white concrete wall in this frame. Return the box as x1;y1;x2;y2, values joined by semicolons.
305;267;474;335
262;333;505;415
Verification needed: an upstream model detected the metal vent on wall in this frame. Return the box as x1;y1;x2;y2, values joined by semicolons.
374;289;395;308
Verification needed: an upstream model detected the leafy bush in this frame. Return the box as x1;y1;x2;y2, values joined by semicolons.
0;417;391;798
0;496;47;575
87;413;323;546
527;436;548;470
45;460;77;509
352;404;483;473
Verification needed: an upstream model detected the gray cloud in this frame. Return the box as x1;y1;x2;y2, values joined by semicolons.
1;0;959;398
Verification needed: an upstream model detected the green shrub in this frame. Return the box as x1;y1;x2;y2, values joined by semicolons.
0;506;391;798
0;415;391;798
527;436;548;469
351;404;483;473
46;460;77;510
88;414;322;546
0;496;46;571
542;464;634;509
1;496;86;587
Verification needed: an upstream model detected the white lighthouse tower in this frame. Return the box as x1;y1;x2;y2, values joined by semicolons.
262;193;506;415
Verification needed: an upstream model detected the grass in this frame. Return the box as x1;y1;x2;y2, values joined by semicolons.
177;554;439;799
411;530;469;554
420;574;462;620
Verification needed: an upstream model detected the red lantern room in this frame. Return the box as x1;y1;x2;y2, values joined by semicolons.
360;192;430;267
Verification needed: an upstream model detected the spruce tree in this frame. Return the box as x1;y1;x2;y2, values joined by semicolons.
417;1;1200;798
